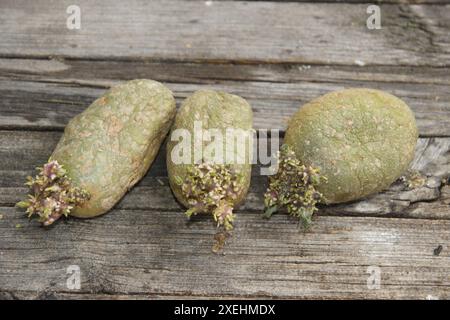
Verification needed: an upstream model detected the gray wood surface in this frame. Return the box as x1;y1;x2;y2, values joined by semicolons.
0;0;449;300
1;1;450;66
1;208;450;299
0;131;449;218
1;60;449;135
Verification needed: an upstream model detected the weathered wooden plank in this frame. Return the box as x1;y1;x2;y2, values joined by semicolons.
215;1;450;4
0;1;449;66
1;130;448;219
1;59;449;136
1;206;449;299
0;291;217;300
221;0;450;3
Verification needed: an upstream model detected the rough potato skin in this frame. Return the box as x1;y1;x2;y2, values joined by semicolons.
167;90;253;210
284;88;418;204
51;79;176;217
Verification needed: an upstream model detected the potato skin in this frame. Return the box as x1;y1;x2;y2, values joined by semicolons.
167;90;253;210
284;88;418;204
51;79;176;217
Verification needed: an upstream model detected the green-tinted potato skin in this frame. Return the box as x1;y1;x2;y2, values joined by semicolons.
285;88;418;204
51;79;176;217
167;90;253;209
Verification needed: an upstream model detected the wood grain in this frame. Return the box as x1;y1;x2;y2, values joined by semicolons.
1;131;448;219
0;0;449;300
1;1;449;66
214;1;450;4
1;206;449;299
1;59;449;136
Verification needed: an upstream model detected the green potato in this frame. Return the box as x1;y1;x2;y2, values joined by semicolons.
17;79;176;225
265;88;418;225
167;90;253;232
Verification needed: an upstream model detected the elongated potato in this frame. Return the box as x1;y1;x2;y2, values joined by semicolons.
17;79;176;225
167;90;253;231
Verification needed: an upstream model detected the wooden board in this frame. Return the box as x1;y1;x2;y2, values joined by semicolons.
0;0;449;300
0;130;449;219
1;1;449;66
215;1;450;3
1;207;450;299
1;59;449;136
